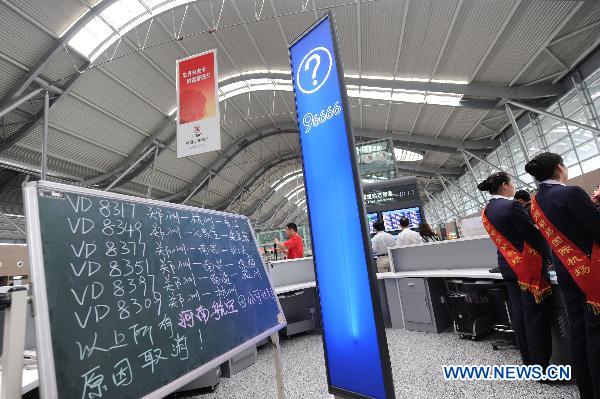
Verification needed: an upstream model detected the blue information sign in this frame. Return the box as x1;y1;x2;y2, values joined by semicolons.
289;13;395;399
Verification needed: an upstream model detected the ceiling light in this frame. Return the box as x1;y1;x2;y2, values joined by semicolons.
394;148;423;162
295;198;306;207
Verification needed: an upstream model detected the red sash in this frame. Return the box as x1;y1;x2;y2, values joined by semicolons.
531;197;600;314
482;209;551;303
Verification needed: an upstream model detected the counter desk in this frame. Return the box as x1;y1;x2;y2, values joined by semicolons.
379;236;570;365
268;257;320;337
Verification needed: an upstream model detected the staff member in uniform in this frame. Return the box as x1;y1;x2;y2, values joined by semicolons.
371;221;397;273
478;171;553;369
525;152;600;399
274;223;305;259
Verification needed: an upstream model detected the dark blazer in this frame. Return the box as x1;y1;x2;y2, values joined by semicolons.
485;198;553;281
534;184;600;281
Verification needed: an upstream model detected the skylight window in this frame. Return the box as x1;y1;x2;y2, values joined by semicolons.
65;0;194;60
68;17;113;57
101;0;146;30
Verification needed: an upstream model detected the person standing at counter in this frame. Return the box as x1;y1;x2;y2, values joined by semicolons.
419;222;440;243
514;190;532;214
274;223;304;259
395;217;423;246
371;221;397;273
478;172;554;371
525;152;600;399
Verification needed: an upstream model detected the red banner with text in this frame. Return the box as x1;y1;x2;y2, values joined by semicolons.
176;50;220;158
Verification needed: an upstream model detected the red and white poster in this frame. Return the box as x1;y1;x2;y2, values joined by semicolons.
176;49;220;158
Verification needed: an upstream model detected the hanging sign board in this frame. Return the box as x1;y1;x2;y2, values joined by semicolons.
289;12;395;399
176;50;221;158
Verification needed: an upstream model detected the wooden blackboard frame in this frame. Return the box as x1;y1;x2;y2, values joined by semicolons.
23;181;286;399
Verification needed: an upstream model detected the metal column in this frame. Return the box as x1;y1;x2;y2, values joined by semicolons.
505;104;530;162
0;87;43;119
424;190;459;219
438;176;461;216
438;175;484;206
0;212;26;237
463;150;535;189
461;151;487;203
105;146;156;191
41;90;49;180
507;100;600;136
147;146;159;199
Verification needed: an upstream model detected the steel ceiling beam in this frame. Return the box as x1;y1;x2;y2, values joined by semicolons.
356;129;498;150
161;128;299;202
239;163;302;218
0;0;116;152
0;88;43;119
218;72;566;100
82;115;176;186
0;69;87;153
396;162;463;176
0;0;117;107
255;196;289;226
216;153;300;212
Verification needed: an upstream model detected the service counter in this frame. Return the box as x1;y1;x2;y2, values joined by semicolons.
268;257;320;337
379;235;570;366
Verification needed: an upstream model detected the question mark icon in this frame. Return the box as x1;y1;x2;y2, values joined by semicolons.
305;53;321;86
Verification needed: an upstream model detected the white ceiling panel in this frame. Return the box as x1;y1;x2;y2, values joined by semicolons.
473;0;579;84
0;59;26;99
434;0;518;81
49;95;146;155
13;0;88;38
71;69;166;132
396;0;461;80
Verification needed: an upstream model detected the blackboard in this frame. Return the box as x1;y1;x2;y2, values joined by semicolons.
24;181;285;399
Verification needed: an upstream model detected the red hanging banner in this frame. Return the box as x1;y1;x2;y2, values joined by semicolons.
176;49;220;158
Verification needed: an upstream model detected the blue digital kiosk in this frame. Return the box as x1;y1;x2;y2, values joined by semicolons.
289;12;395;399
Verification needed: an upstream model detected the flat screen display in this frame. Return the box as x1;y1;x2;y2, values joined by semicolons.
382;207;422;231
367;213;379;234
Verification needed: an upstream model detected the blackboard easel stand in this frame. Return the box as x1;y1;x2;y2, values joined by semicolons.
0;287;28;399
271;333;285;399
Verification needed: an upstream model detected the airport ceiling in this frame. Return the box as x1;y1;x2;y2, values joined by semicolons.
1;0;600;237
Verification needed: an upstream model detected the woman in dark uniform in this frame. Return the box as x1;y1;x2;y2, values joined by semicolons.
525;152;600;399
478;171;553;369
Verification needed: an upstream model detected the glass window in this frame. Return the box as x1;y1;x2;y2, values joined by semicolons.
548;137;573;155
576;140;599;161
570;128;595;146
540;115;560;132
562;150;578;167
581;156;600;173
544;125;569;145
568;165;583;178
561;97;580;118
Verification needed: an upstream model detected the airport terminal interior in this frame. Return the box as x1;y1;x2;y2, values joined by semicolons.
1;0;600;398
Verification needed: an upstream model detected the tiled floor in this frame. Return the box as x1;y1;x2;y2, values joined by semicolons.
180;329;579;399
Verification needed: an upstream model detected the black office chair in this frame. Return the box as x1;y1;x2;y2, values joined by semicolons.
487;286;518;350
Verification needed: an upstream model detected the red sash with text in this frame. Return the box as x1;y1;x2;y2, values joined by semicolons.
531;197;600;314
482;209;551;303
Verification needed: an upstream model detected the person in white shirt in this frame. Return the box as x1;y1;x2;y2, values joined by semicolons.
395;217;424;246
371;221;396;273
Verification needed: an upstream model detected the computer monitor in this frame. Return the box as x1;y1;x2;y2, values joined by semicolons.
367;213;379;234
382;207;422;231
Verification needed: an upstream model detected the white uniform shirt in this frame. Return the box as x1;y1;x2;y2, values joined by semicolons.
396;228;424;246
371;231;397;256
